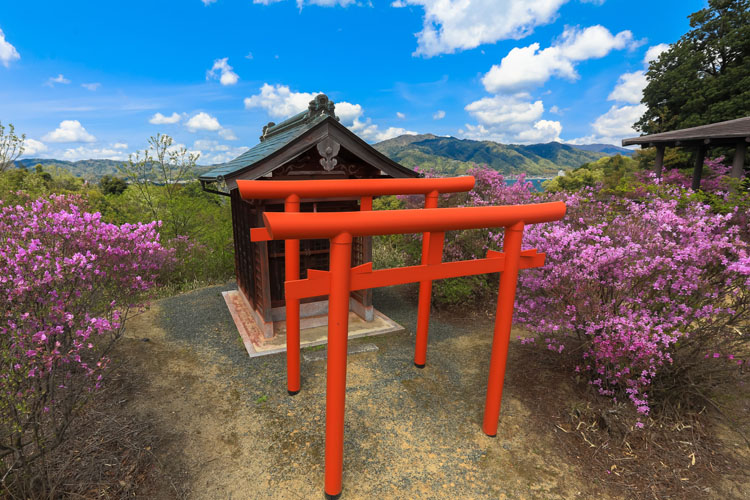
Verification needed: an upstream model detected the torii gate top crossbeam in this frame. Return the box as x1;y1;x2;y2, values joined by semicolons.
237;176;475;200
253;202;566;240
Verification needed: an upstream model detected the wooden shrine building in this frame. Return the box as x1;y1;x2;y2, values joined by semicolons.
622;116;749;190
199;94;419;338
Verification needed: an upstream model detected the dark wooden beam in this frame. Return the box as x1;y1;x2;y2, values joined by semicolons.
654;144;665;179
692;144;707;191
732;140;747;179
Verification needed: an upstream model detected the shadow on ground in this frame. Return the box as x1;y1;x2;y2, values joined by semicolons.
119;283;611;499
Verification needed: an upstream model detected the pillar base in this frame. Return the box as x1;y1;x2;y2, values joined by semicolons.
414;362;425;369
288;389;300;396
324;492;341;500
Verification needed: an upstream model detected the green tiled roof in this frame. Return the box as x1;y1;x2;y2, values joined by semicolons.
199;109;328;182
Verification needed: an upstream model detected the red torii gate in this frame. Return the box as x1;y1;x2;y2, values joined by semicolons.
244;179;566;499
239;177;475;394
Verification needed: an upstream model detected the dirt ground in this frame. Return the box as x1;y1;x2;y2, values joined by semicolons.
117;283;749;499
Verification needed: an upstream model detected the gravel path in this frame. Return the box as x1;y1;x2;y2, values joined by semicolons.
121;282;597;499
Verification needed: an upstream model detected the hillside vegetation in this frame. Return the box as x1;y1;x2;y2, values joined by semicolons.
373;134;632;176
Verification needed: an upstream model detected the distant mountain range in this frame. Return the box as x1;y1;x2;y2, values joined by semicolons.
16;135;633;180
373;134;634;177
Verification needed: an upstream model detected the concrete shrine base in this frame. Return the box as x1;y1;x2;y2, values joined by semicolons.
222;289;404;358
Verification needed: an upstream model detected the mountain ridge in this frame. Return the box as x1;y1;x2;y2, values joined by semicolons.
15;136;633;180
373;135;633;177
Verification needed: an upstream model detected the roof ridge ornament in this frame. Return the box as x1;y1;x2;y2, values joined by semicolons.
307;94;338;122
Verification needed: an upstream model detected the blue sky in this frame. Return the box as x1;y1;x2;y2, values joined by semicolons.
0;0;705;165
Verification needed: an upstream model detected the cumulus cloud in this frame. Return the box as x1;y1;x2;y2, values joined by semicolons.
461;95;561;144
433;110;446;120
202;0;217;5
81;82;101;91
0;28;20;67
219;128;238;140
253;0;355;6
607;71;647;104
394;0;569;57
42;120;96;143
206;57;239;86
482;25;635;93
186;112;222;132
244;84;318;118
396;112;406;119
244;83;417;143
22;139;47;156
570;42;670;144
45;74;71;87
149;112;182;125
60;146;129;161
644;43;669;64
569;104;646;145
113;142;128;149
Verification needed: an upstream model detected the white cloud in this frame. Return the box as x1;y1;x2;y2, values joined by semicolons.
253;0;354;5
0;29;20;67
391;0;407;6
397;0;568;57
42;120;96;143
549;105;561;114
45;74;71;87
21;139;47;156
644;43;669;64
515;119;562;143
245;52;254;59
245;84;417;143
461;95;560;144
186;112;222;132
244;84;318;118
334;102;363;126
569;104;645;145
396;111;406;119
482;25;634;93
219;128;238;140
113;142;128;149
592;104;645;139
432;110;445;120
59;146;129;161
193;139;230;152
465;95;544;126
202;0;217;4
149;112;182;125
607;70;647;104
81;82;101;91
206;57;239;86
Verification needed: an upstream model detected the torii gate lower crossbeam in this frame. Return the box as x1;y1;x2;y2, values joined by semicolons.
258;202;566;499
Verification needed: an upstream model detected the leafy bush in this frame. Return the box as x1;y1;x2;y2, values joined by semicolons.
0;194;173;495
517;186;750;423
389;165;750;423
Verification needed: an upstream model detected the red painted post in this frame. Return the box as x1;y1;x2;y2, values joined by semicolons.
482;221;524;437
324;232;353;500
284;195;302;395
414;192;439;368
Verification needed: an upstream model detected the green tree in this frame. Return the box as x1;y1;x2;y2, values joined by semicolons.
636;0;750;133
0;122;25;172
99;174;128;195
119;133;199;237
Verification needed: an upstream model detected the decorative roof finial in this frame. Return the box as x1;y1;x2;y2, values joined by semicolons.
307;94;337;120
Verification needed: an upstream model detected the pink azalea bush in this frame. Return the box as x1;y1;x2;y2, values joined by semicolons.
0;194;172;489
425;166;750;420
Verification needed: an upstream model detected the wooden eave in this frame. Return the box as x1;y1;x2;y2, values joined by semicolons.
622;116;750;148
202;116;418;193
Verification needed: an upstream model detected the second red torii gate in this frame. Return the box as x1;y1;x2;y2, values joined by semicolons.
239;176;475;394
252;198;566;499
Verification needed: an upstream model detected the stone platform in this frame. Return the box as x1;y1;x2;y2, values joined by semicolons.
222;290;404;358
